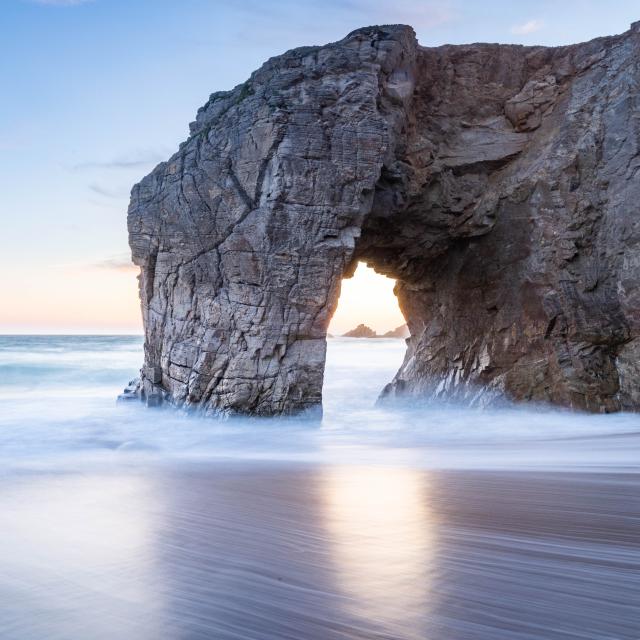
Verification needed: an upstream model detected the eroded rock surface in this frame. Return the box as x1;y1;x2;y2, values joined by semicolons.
127;22;640;415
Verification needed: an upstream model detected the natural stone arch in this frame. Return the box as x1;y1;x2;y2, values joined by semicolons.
126;24;640;415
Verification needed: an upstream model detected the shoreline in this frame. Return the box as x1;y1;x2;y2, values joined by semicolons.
1;462;638;640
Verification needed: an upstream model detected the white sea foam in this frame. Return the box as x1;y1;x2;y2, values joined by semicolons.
0;335;638;470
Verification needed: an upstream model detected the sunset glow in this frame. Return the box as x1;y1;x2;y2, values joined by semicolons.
0;260;404;336
0;263;141;334
329;263;405;336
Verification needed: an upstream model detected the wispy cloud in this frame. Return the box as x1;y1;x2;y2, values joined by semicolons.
51;255;137;273
27;0;94;6
510;19;544;35
233;0;456;24
73;151;165;171
340;0;456;30
225;0;456;45
92;256;137;272
88;183;131;199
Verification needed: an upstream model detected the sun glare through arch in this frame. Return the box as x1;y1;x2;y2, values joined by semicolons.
328;262;406;338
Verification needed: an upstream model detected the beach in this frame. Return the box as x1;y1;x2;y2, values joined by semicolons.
0;336;639;639
1;463;638;639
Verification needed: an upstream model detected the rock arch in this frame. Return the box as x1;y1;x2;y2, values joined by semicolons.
127;24;640;415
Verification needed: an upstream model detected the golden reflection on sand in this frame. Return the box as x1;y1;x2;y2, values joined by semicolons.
321;465;435;635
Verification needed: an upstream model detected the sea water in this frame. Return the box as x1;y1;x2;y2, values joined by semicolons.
0;334;638;470
0;336;639;640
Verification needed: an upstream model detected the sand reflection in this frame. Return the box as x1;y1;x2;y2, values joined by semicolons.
321;465;435;636
0;472;163;640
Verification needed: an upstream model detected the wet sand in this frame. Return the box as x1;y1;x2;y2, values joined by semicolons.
1;462;638;640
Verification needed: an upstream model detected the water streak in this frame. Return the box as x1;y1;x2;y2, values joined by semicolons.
0;335;638;470
0;336;638;639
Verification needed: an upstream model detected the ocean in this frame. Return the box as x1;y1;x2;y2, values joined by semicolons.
0;335;638;639
1;335;639;469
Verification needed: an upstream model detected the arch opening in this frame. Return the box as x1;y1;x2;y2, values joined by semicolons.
328;262;406;339
322;262;409;411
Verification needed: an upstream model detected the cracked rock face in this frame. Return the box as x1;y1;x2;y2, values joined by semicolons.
128;23;640;415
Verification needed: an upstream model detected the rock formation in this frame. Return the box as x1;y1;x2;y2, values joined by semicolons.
336;322;409;338
382;324;410;339
126;22;640;415
343;324;377;338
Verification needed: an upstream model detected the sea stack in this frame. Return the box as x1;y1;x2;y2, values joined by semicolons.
343;324;377;338
127;23;640;415
382;324;410;339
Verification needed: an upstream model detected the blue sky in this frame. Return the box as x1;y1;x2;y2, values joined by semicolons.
1;0;639;332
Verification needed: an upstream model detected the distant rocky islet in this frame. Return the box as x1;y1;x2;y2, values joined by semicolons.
339;323;409;339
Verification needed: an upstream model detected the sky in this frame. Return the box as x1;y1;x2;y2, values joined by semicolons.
1;0;638;334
